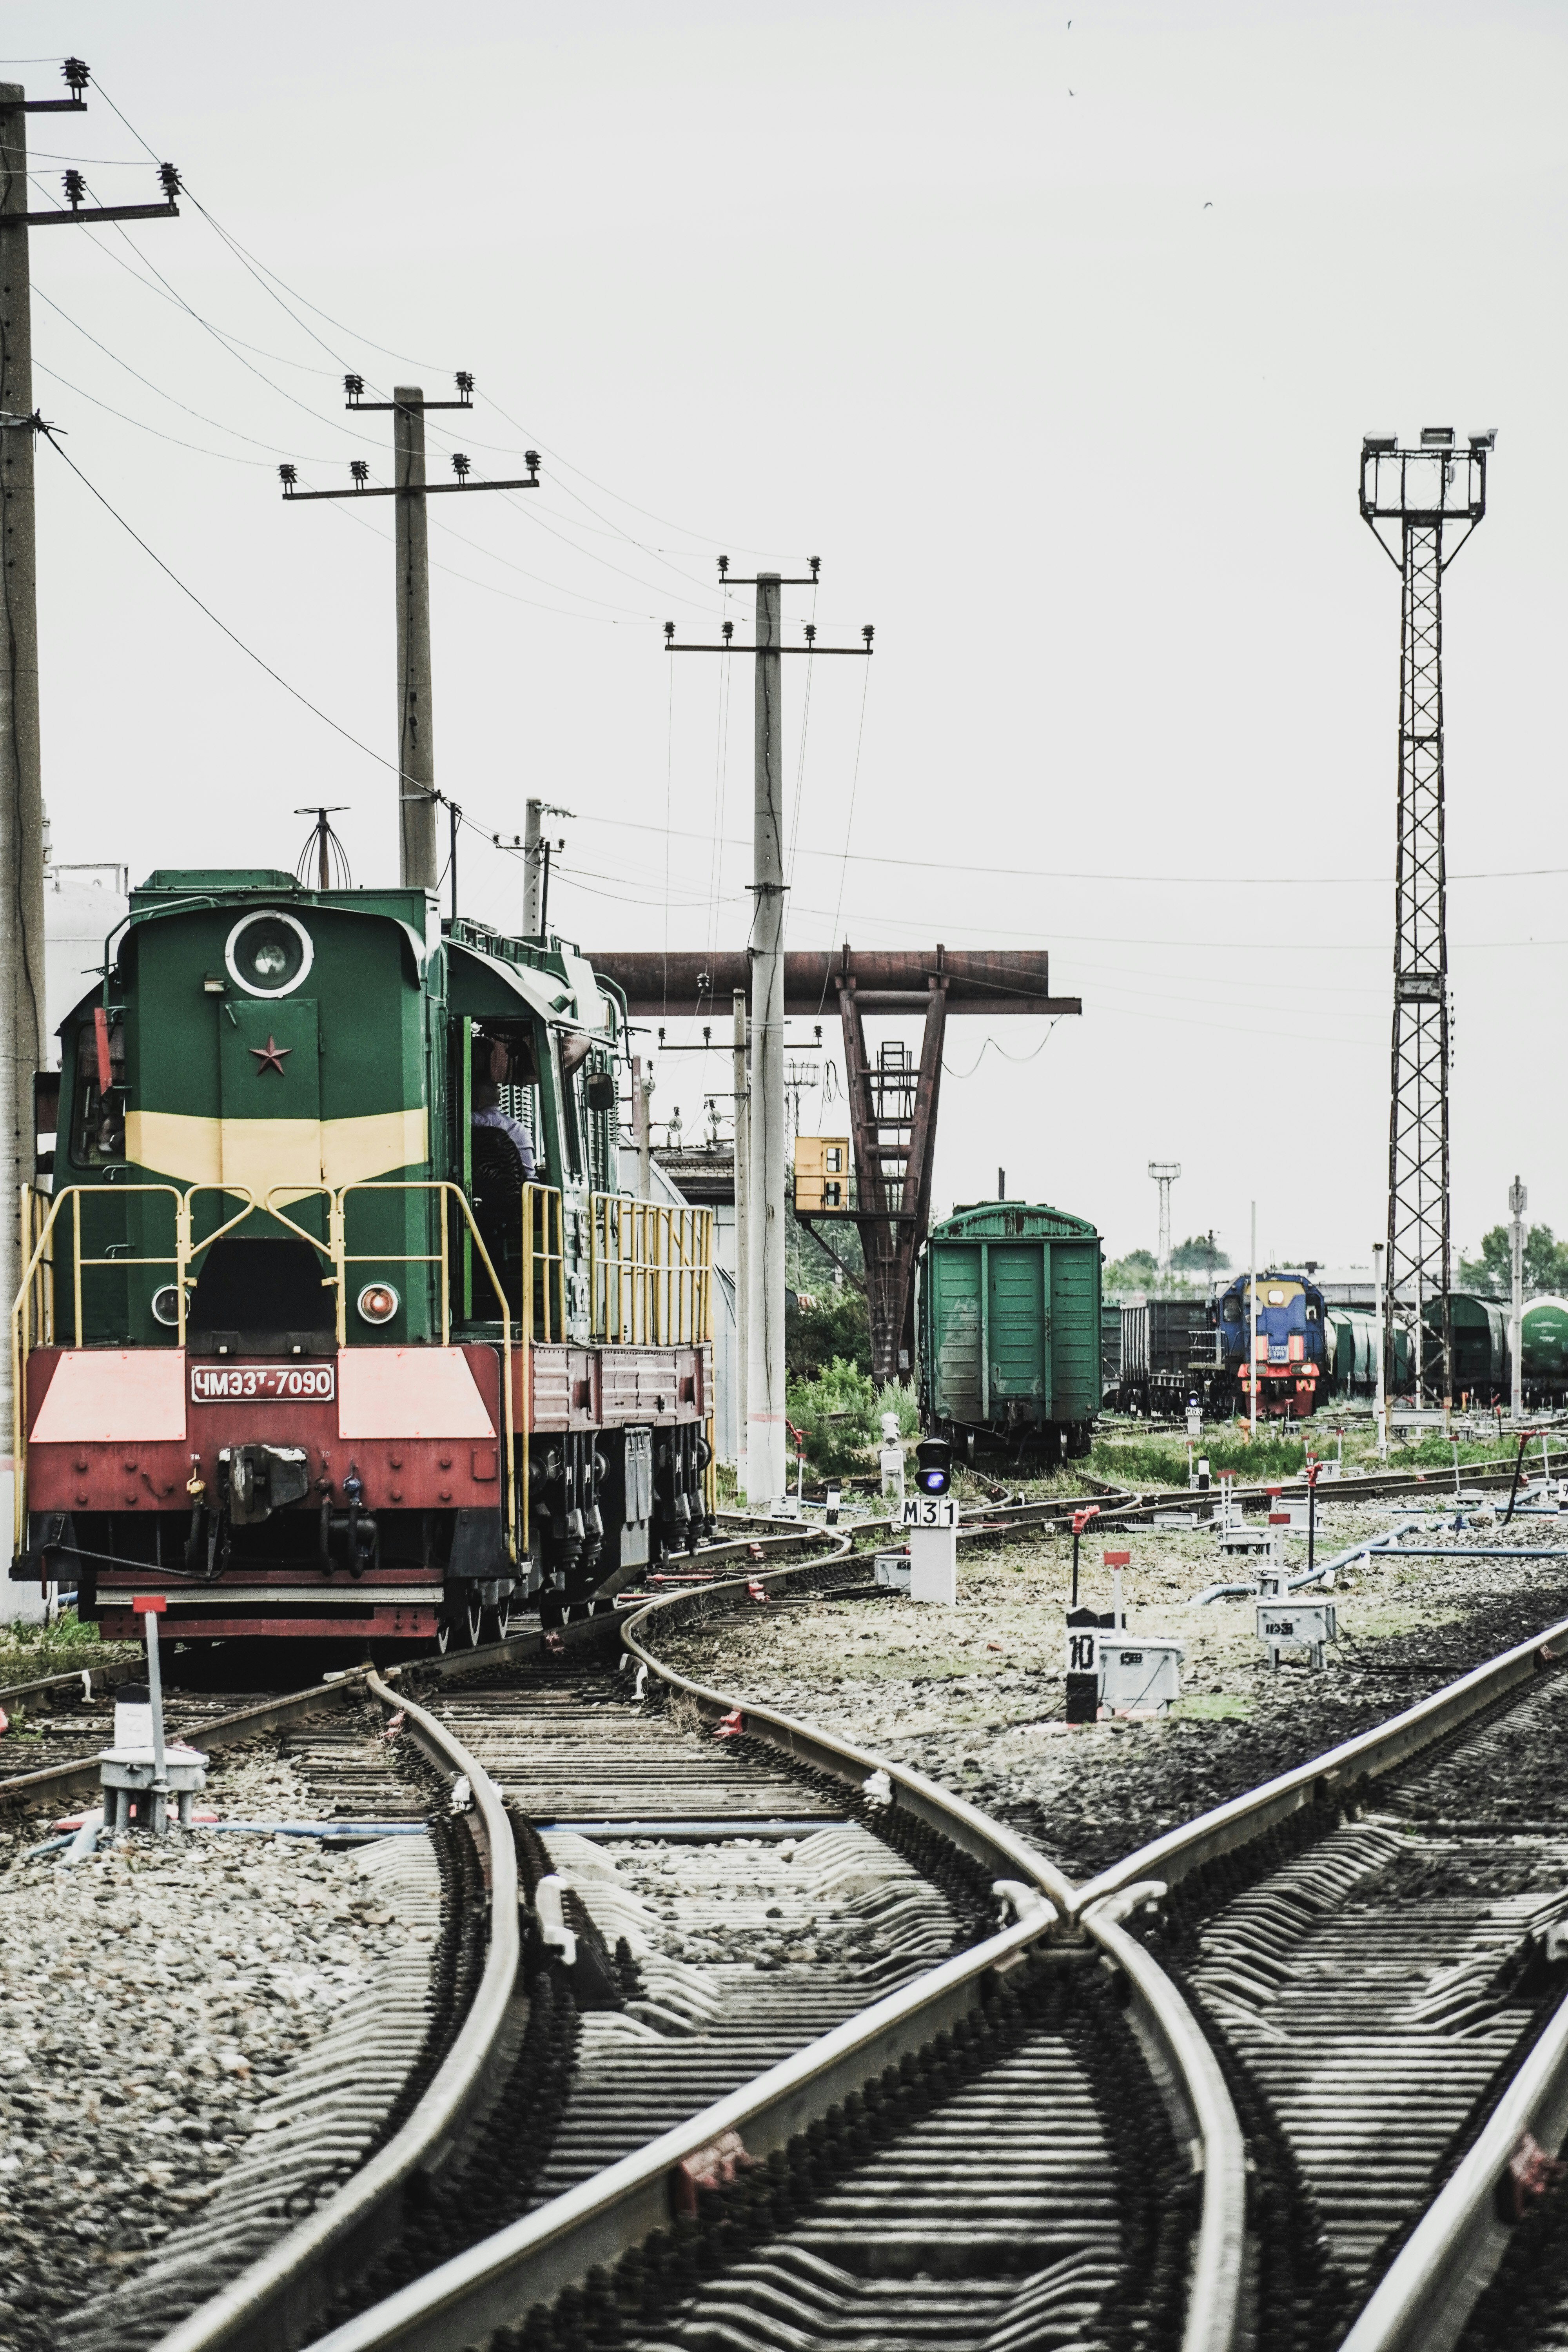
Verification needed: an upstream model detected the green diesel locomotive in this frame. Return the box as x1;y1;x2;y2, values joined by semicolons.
11;869;714;1647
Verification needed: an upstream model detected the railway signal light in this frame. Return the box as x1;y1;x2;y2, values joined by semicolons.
914;1438;952;1497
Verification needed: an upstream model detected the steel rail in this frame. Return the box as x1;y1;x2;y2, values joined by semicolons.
1072;1611;1568;1918
298;1541;1246;2352
616;1551;1078;1916
151;1671;519;2352
304;1905;1060;2352
1335;1982;1568;2352
1082;1899;1247;2352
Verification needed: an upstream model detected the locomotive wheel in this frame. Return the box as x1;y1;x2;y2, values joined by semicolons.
465;1598;484;1648
487;1597;513;1642
434;1614;453;1656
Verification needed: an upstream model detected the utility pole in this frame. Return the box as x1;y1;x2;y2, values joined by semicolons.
522;797;573;937
1510;1175;1526;1424
664;562;872;1505
1360;427;1494;1423
733;987;749;1489
750;576;786;1506
1149;1161;1180;1283
1373;1239;1388;1458
1249;1201;1258;1441
281;379;539;892
0;62;179;1568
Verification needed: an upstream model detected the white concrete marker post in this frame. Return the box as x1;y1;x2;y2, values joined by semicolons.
140;1596;169;1835
898;1494;957;1603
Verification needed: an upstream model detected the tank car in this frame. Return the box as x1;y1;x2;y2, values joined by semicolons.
918;1200;1100;1468
9;869;715;1649
1522;1295;1568;1404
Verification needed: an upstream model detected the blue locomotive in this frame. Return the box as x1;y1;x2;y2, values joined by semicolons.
1215;1270;1329;1418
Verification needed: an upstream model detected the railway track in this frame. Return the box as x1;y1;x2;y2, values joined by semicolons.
0;1529;1243;2352
12;1504;1568;2349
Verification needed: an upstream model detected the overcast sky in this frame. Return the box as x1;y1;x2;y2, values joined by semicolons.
11;1;1567;1271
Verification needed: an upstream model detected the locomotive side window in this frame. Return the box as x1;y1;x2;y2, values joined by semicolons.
1221;1297;1241;1323
69;1014;126;1167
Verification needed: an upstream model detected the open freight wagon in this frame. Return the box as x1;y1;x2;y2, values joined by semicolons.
918;1200;1101;1467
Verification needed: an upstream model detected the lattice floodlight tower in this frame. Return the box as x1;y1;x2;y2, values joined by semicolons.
1360;426;1495;1407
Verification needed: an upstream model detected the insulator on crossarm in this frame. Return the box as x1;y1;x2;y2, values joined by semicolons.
349;460;370;487
344;374;365;402
664;622;676;646
717;555;730;578
524;449;540;478
62;58;89;97
804;622;817;645
158;163;181;200
62;170;85;211
278;464;297;492
862;624;875;648
455;370;474;398
451;452;472;480
809;555;821;579
721;620;734;644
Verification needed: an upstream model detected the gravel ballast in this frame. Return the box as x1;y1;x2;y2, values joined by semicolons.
0;1748;437;2352
659;1501;1568;1881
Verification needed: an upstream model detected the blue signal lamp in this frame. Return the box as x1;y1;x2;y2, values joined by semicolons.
914;1439;953;1497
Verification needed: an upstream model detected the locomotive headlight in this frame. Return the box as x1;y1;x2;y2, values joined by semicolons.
151;1285;181;1328
225;909;314;999
357;1282;399;1326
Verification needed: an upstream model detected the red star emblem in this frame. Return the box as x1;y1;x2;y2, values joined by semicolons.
250;1034;292;1075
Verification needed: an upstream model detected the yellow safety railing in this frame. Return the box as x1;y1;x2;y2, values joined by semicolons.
339;1180;517;1561
523;1183;566;1344
588;1193;713;1347
11;1174;718;1561
12;1181;188;1550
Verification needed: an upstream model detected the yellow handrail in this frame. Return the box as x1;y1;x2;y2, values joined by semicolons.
523;1183;565;1345
12;1181;186;1550
341;1180;517;1564
261;1184;347;1342
588;1193;713;1347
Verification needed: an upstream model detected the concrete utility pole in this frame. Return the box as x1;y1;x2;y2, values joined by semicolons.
0;67;179;1570
1249;1201;1259;1441
1510;1175;1526;1423
523;798;543;933
281;380;537;894
749;575;787;1508
0;95;47;1455
1373;1240;1388;1458
394;389;437;891
733;987;749;1490
661;564;875;1488
1149;1161;1181;1283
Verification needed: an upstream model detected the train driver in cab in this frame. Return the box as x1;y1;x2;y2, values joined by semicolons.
472;1035;537;1180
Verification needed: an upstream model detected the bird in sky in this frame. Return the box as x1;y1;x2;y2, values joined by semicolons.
1204;200;1213;209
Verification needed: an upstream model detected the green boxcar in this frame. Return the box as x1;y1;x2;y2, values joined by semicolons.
1521;1295;1568;1401
918;1200;1102;1466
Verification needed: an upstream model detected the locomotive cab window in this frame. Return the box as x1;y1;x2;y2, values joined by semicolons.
1305;1302;1318;1321
69;1014;126;1167
1221;1297;1241;1322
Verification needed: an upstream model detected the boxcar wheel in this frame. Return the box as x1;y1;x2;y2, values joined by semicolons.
434;1614;453;1656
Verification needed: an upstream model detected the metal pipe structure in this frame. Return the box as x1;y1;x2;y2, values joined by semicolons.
586;944;1080;1020
1374;1239;1388;1457
394;387;438;891
748;576;788;1507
